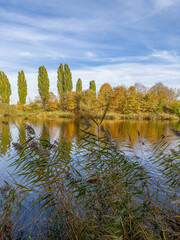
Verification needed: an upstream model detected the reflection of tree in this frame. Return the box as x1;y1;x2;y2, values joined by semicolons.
18;121;26;145
102;120;176;147
0;123;11;156
57;119;78;157
40;122;50;149
170;121;180;131
59;120;76;143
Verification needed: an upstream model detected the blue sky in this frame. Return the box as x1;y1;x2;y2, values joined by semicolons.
0;0;180;103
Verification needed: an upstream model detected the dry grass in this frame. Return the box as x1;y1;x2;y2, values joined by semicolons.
0;113;179;239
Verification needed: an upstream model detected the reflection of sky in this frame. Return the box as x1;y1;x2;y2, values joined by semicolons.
0;0;180;103
0;118;179;187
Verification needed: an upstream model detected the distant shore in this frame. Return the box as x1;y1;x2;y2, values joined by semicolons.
0;110;179;121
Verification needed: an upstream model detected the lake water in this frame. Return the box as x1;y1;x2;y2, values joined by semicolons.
0;116;179;238
0;117;180;186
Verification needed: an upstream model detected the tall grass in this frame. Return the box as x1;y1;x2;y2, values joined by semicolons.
0;113;179;239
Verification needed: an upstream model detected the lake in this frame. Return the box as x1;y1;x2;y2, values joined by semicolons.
0;116;179;239
0;116;180;187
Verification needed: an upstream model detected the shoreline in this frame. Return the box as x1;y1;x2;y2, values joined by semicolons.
0;111;179;121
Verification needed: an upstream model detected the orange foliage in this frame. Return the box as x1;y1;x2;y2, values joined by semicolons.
98;83;113;108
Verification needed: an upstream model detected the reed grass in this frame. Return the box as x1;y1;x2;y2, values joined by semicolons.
0;110;179;239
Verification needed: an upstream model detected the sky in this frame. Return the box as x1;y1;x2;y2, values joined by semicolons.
0;0;180;103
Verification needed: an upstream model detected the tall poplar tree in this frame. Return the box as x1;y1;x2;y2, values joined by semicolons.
38;66;50;109
64;63;72;93
57;63;64;98
18;70;27;104
76;78;82;92
57;63;73;99
0;71;11;103
89;80;96;92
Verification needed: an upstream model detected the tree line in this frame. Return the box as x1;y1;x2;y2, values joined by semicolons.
0;64;180;115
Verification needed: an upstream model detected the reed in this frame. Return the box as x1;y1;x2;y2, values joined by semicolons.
0;109;179;239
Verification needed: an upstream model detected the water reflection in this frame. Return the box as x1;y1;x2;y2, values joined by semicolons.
17;119;26;145
102;120;177;146
0;120;11;157
0;118;179;152
0;117;179;183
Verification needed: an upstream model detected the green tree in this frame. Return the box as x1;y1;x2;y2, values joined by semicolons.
76;78;82;92
89;80;96;92
38;66;50;109
57;63;64;98
64;63;73;94
0;71;11;103
18;70;27;104
57;63;73;98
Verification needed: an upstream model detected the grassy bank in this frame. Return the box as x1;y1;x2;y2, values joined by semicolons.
0;116;179;239
0;105;179;121
94;112;179;120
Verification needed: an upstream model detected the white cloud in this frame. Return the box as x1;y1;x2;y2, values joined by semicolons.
8;62;180;104
155;0;178;9
85;51;96;59
0;0;180;105
19;51;33;57
72;63;180;91
151;50;179;63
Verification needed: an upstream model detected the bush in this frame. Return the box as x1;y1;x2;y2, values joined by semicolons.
0;103;17;116
171;102;180;115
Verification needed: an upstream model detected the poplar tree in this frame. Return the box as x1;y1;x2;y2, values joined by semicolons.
38;66;50;109
76;78;82;92
0;71;11;103
64;63;72;93
57;63;73;98
57;63;64;98
18;70;27;104
89;80;96;92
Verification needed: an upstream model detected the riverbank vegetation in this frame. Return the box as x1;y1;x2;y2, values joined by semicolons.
0;115;179;239
0;64;180;120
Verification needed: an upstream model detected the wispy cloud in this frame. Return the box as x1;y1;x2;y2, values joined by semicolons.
8;62;180;103
155;0;178;9
151;50;179;63
0;0;180;103
72;63;180;90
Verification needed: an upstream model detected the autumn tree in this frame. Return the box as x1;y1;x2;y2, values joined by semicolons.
76;78;82;92
150;82;177;112
98;83;112;108
125;86;139;113
63;91;76;111
111;86;127;112
0;71;11;103
80;89;96;114
144;93;159;112
17;70;27;104
134;83;147;95
89;80;96;92
47;92;58;111
38;66;50;109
